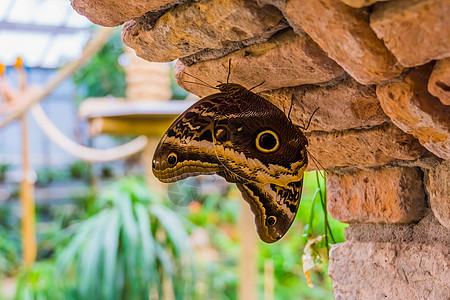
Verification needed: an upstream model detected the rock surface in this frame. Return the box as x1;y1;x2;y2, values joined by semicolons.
327;167;426;223
377;64;450;159
329;241;450;300
340;0;385;8
284;0;403;84
306;123;426;170
263;77;388;132
370;0;450;67
428;58;450;105
175;29;344;96
71;0;178;26
122;0;285;62
427;160;450;229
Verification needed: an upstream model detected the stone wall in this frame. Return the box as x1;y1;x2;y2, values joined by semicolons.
71;0;450;298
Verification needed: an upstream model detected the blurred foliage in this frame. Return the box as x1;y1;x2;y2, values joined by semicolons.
68;161;92;181
36;168;69;187
0;204;20;277
0;169;346;300
14;261;68;300
55;177;194;300
0;164;9;182
73;29;126;100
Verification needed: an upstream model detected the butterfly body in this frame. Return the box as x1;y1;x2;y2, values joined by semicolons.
153;83;308;243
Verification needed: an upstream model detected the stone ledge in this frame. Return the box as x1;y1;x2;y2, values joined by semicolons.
344;212;450;246
122;0;286;62
70;0;180;27
427;160;450;230
284;0;403;84
371;0;450;67
262;77;388;132
306;123;426;171
175;29;344;96
327;166;427;224
377;63;450;159
428;58;450;105
329;241;450;300
340;0;384;8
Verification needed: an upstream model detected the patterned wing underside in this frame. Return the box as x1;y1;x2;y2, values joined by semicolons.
236;179;303;243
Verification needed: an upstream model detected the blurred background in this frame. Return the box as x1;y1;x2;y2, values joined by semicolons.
0;0;346;299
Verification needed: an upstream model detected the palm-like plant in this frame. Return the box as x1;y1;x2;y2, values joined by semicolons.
56;177;193;300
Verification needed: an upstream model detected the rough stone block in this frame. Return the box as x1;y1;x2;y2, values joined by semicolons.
377;64;450;159
306;123;426;171
175;29;344;96
329;241;450;300
345;212;450;249
427;160;450;230
284;0;403;84
327;167;427;223
428;58;450;105
370;0;450;67
71;0;178;27
262;77;388;132
122;0;286;62
340;0;385;8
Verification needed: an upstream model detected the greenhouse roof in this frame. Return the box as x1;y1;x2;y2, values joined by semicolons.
0;0;94;68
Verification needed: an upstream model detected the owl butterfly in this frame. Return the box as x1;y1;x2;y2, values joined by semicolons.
153;66;310;243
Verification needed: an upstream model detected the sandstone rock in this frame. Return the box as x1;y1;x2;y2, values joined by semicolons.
340;0;385;8
327;167;426;223
284;0;403;84
428;58;450;105
329;241;450;300
71;0;178;27
377;64;450;159
262;77;388;132
427;160;450;230
175;30;344;96
345;212;450;247
305;123;427;171
122;0;286;62
370;0;450;68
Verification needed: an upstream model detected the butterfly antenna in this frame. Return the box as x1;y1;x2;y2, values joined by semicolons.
183;81;219;90
287;94;295;123
306;148;327;178
184;72;218;90
226;58;231;84
248;81;265;92
299;107;319;131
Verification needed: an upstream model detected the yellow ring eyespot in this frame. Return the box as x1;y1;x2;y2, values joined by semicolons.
267;216;277;226
167;153;177;166
256;130;280;153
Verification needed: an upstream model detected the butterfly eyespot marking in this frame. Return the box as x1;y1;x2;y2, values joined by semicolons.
256;130;280;153
215;127;229;142
167;153;177;166
267;216;277;226
152;159;156;169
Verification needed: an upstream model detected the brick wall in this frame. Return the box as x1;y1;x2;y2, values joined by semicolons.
71;0;450;298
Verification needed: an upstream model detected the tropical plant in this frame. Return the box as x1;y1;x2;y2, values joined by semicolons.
73;29;126;100
55;177;194;300
14;261;68;300
0;203;20;277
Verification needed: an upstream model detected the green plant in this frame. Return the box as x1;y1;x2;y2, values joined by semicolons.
0;163;9;182
73;29;126;100
14;261;68;300
36;167;70;187
68;161;92;181
0;204;20;277
56;177;194;300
